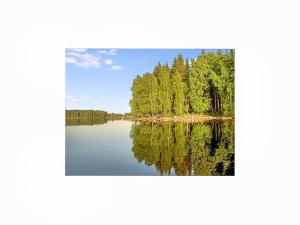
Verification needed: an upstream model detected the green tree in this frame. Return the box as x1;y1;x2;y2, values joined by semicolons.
184;58;191;113
188;58;211;113
153;62;161;77
171;54;187;81
130;75;151;116
150;75;160;115
158;65;172;115
153;63;163;113
172;71;185;115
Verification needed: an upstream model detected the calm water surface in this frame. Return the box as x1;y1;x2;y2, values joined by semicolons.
66;120;234;176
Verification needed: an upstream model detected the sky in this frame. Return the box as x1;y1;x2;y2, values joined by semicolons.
66;48;228;113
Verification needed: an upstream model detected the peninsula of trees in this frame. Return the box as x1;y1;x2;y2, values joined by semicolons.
65;110;123;125
129;50;234;118
66;110;109;119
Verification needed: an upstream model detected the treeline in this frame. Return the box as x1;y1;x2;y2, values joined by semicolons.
130;49;234;116
65;110;123;125
66;110;108;118
107;113;123;120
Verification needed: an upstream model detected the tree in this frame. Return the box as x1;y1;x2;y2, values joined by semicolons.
153;62;161;77
172;71;185;115
184;58;191;113
150;75;160;115
130;75;151;116
171;54;187;81
158;65;172;115
153;63;163;113
188;58;211;114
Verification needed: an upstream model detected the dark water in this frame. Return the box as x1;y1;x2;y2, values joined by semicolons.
65;119;234;176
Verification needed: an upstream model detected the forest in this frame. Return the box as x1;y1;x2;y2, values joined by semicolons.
66;110;108;118
130;49;234;117
65;110;123;125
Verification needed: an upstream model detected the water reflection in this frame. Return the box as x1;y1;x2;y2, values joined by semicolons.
130;121;234;176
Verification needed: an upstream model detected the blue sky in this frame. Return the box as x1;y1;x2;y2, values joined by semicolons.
66;48;227;113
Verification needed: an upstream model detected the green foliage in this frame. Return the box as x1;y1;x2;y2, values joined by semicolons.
153;62;161;77
66;109;108;118
188;58;211;113
130;75;151;116
130;50;234;116
171;54;186;81
150;75;160;115
65;110;120;125
158;65;172;115
172;71;185;115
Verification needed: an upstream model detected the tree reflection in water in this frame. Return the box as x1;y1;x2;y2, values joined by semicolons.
130;120;234;176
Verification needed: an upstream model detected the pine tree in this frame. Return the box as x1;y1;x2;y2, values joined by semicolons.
130;75;145;116
150;75;160;115
172;71;185;115
188;58;211;114
158;65;172;115
153;63;163;114
171;54;186;81
184;58;191;113
153;62;161;77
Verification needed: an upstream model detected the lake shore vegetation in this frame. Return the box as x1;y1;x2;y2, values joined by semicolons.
129;50;234;118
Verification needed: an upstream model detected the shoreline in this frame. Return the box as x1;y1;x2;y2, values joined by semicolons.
123;114;233;123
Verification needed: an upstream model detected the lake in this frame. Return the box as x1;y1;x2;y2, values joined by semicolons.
65;119;234;176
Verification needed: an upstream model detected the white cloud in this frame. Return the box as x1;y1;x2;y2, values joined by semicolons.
81;95;92;98
99;50;108;54
108;49;117;55
66;51;81;57
66;50;101;69
104;59;113;65
76;53;101;69
109;65;123;71
68;48;87;53
99;49;118;55
66;57;77;64
65;49;121;69
66;94;75;99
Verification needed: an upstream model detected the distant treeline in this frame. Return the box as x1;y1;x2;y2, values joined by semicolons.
130;49;234;117
65;110;123;125
66;110;109;118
